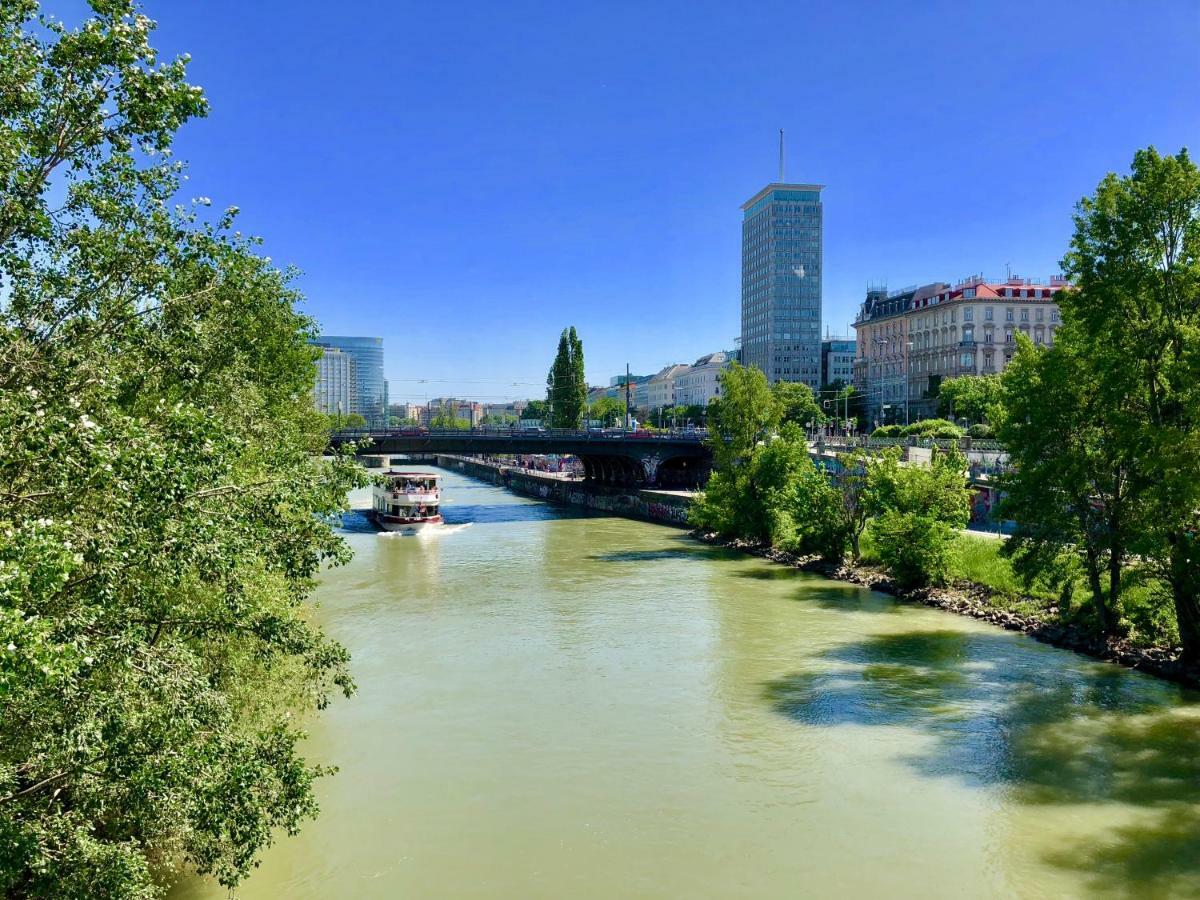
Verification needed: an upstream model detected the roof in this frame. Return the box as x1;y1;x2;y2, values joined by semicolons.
741;182;826;210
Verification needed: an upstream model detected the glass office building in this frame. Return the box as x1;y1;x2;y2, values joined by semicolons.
309;335;387;426
740;183;824;389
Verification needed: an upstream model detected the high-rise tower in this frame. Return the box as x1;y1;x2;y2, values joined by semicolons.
739;180;824;388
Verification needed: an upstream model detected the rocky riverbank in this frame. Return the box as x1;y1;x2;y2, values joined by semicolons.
693;530;1200;691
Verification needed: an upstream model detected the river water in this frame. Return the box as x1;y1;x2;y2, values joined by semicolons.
172;468;1200;899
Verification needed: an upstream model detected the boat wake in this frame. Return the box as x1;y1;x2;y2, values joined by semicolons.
376;522;473;539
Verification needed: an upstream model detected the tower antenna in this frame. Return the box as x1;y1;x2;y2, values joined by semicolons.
778;129;785;182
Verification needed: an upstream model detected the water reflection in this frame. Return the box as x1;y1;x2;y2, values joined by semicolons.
764;629;1200;896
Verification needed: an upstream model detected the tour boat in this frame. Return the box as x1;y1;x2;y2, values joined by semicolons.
370;470;443;533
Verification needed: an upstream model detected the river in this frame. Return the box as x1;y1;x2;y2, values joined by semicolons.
171;468;1200;899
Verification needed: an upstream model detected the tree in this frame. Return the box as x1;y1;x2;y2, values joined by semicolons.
831;448;879;560
706;362;781;470
773;380;824;428
994;332;1140;635
546;327;585;428
0;4;365;895
521;400;548;421
330;412;367;429
865;448;971;587
1059;147;1200;657
937;374;1003;423
589;396;624;427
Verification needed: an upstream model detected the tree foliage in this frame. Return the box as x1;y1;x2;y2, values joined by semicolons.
937;374;1003;423
0;3;365;895
706;362;781;470
865;448;971;587
588;396;624;427
995;331;1139;634
546;327;586;428
772;380;823;428
1058;146;1200;659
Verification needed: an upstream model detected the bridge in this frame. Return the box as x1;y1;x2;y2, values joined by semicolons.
330;428;713;487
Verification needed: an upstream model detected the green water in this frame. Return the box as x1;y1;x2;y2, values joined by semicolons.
172;468;1200;899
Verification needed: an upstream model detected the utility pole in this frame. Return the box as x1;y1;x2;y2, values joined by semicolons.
625;363;632;430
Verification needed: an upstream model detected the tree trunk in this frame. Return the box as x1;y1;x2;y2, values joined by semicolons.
1107;547;1123;636
1168;532;1200;663
1084;546;1114;635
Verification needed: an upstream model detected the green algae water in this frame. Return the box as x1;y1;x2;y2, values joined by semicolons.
171;469;1200;899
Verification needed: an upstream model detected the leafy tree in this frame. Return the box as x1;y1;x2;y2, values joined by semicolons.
1059;147;1200;659
865;448;971;587
706;362;781;470
329;412;367;429
831;448;880;560
937;374;1003;423
521;400;548;421
773;380;823;428
995;331;1142;634
0;4;366;895
589;396;624;427
546;327;585;428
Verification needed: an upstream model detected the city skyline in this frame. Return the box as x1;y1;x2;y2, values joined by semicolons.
67;0;1200;400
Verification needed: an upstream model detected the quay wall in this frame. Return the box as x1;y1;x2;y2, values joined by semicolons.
437;455;692;527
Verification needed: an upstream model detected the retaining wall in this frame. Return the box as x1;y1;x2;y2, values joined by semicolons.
437;455;692;527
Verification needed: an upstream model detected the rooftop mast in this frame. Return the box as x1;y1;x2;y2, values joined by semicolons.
778;129;785;182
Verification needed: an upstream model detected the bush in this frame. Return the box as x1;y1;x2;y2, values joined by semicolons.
870;510;957;587
872;424;903;437
967;423;994;439
901;418;964;439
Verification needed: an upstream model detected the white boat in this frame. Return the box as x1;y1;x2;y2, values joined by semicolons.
370;470;443;533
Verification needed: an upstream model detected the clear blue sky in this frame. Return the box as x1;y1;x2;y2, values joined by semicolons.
52;1;1200;402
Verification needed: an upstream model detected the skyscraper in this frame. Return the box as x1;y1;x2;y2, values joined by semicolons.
312;346;357;419
740;182;824;389
309;335;386;426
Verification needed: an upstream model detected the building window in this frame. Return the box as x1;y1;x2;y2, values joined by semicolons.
985;307;994;321
1006;308;1014;322
964;308;973;321
1021;309;1029;322
964;288;976;298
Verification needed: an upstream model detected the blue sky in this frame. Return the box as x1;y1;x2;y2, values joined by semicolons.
52;1;1200;402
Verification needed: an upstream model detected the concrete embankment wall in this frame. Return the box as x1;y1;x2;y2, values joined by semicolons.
437;455;692;527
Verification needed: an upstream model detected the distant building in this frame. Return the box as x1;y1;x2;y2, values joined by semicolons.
853;274;1070;425
312;346;356;419
482;401;526;422
821;337;856;387
309;336;386;427
643;363;690;412
674;351;734;407
609;373;649;387
426;398;484;427
740;182;824;390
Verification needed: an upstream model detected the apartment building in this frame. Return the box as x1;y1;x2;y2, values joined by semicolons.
853;275;1069;424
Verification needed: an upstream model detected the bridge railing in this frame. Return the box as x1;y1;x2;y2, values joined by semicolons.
331;427;710;444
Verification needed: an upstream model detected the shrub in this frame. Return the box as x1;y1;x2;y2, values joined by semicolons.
900;418;964;439
967;423;994;439
872;424;903;437
870;510;957;587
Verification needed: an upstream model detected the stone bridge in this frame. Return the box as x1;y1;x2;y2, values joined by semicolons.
330;428;712;487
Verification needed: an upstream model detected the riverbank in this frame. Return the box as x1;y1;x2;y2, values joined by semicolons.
435;455;692;526
692;530;1200;691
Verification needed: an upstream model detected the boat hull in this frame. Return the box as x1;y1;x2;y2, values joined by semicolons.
372;512;444;534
